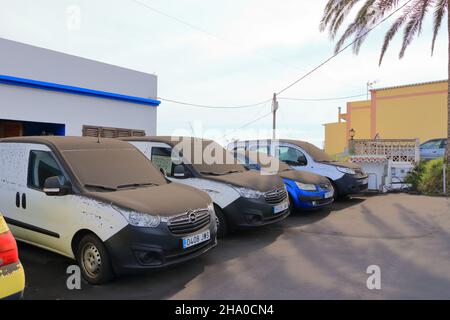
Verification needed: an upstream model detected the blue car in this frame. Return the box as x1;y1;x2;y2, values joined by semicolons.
234;151;334;210
420;138;447;160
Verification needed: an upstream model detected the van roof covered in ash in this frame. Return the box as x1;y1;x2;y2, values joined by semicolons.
0;136;134;150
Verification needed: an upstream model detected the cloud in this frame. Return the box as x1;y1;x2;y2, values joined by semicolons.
0;0;447;148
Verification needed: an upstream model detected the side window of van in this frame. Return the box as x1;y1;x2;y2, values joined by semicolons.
28;151;64;190
276;146;308;166
233;146;246;153
249;145;269;155
151;147;175;177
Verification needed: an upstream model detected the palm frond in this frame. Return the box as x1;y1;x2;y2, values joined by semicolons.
399;0;433;59
379;10;410;65
431;0;448;55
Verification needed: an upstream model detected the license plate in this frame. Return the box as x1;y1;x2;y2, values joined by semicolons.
273;202;289;214
182;230;210;249
324;191;334;199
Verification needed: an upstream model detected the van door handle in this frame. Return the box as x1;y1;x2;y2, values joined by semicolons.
21;193;26;209
16;192;20;208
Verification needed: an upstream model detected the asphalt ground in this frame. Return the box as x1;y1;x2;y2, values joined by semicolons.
19;193;450;300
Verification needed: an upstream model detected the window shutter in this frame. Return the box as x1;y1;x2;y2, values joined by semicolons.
82;125;145;138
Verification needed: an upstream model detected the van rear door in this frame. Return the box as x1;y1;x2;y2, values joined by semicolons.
0;142;30;241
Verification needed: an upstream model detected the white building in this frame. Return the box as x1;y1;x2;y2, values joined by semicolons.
0;38;159;138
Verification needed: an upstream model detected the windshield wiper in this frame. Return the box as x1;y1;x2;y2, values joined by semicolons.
84;184;117;191
200;170;242;176
116;183;158;189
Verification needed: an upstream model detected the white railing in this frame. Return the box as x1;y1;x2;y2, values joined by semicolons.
350;139;419;164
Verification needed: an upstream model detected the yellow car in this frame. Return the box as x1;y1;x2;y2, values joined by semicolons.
0;214;25;299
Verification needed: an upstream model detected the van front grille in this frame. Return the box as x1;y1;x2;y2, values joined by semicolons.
264;187;287;204
167;209;210;235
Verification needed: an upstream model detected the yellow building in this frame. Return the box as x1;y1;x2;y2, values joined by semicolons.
324;80;448;155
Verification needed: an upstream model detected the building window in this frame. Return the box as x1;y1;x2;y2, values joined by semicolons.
82;125;145;138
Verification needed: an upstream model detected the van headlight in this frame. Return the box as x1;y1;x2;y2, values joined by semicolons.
336;166;356;175
113;206;160;228
207;203;215;215
232;186;264;199
295;182;317;191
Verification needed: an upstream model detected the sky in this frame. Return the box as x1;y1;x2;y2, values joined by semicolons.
0;0;447;147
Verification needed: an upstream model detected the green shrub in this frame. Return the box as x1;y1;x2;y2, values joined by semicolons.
405;158;450;196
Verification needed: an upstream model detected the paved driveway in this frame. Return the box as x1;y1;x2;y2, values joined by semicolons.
19;194;450;299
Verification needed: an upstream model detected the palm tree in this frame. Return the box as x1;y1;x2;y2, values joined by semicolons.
320;0;449;166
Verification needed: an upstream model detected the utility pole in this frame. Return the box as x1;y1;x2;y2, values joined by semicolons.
272;93;279;139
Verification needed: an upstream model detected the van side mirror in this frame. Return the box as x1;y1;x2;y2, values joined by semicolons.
173;165;189;179
43;176;71;196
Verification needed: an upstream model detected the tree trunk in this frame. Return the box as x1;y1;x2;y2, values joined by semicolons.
447;4;450;167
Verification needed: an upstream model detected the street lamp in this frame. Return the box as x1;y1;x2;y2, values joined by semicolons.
349;128;356;140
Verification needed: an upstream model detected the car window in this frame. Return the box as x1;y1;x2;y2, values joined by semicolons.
28;150;64;190
151;147;175;177
249;144;269;155
233;146;246;153
421;140;442;149
440;139;447;148
276;146;307;166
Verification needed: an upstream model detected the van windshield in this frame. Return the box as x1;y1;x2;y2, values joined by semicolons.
175;140;247;175
301;142;334;162
61;148;167;191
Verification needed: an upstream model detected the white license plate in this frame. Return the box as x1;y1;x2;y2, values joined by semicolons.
273;202;289;214
324;191;334;199
182;230;210;249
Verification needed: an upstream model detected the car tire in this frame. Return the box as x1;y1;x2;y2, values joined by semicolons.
76;233;114;285
214;205;228;238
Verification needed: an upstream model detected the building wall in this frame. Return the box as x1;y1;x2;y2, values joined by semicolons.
0;85;157;136
323;80;448;156
324;122;347;155
374;81;447;142
0;38;158;136
347;100;371;140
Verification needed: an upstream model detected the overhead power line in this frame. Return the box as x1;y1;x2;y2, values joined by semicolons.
279;93;367;101
130;0;306;72
158;97;271;109
158;93;367;109
217;111;273;140
275;0;413;96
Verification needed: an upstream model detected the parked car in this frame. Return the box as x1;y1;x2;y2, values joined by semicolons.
420;138;447;160
0;212;25;300
0;137;217;284
228;139;368;199
233;151;334;210
121;136;290;237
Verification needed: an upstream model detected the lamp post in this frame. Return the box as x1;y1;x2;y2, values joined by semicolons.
349;128;356;154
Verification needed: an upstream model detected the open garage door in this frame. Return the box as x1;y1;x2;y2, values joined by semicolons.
0;119;65;138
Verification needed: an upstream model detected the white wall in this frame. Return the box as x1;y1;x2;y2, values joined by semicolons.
0;85;157;136
0;38;158;135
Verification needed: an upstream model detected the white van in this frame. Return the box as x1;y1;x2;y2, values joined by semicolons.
228;139;368;199
121;136;290;237
0;137;217;284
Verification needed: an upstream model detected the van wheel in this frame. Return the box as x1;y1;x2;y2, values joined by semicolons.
214;205;228;238
76;234;114;285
